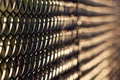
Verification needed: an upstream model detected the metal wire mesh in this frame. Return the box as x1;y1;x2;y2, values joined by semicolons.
0;0;119;80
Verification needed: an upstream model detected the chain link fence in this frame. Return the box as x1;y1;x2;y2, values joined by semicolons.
0;0;119;80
